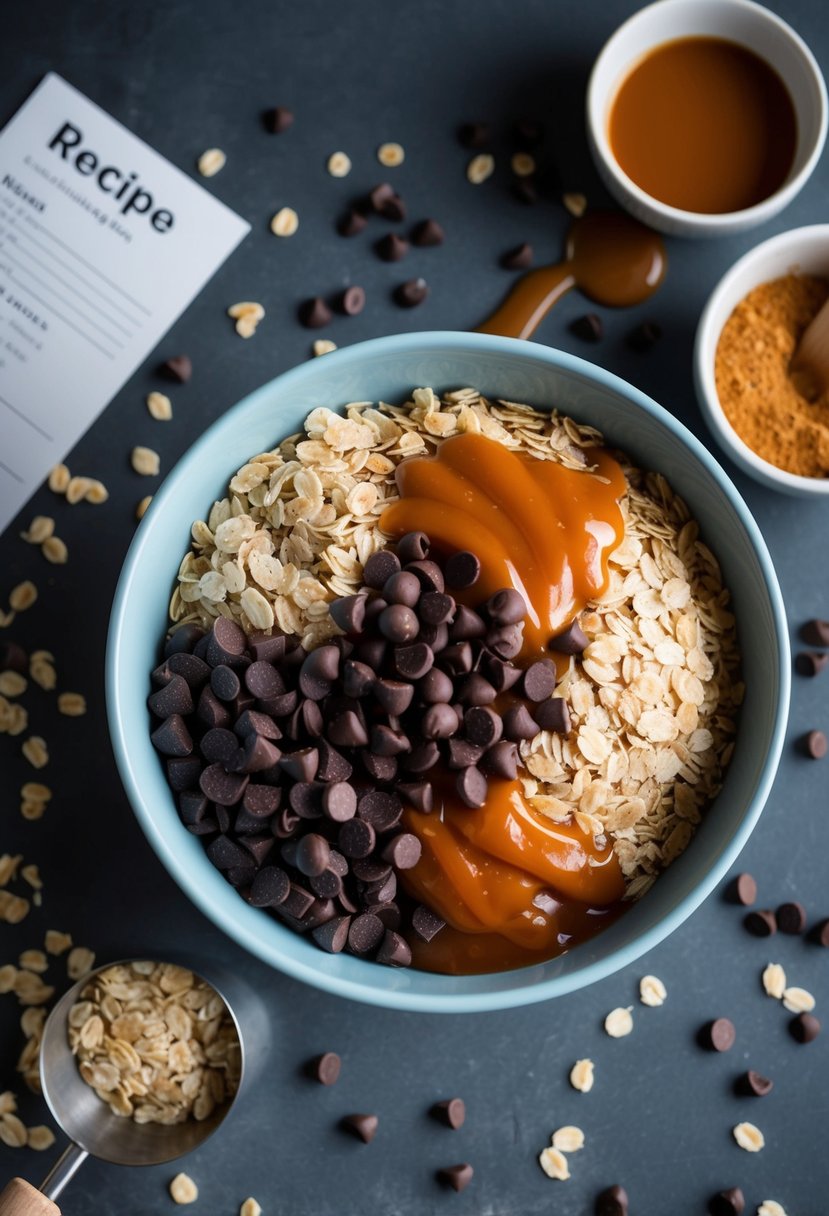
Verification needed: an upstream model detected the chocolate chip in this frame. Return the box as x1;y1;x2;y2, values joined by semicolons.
777;900;806;934
803;729;828;758
151;715;193;757
348;913;385;956
329;594;368;635
281;883;316;920
483;654;522;692
328;710;369;748
513;177;539;205
437;1164;473;1193
440;550;478;590
338;209;368;237
727;872;757;906
239;733;281;774
361;751;398;782
501;242;533;270
707;1188;745;1216
394;277;428;308
503;704;540;741
595;1184;629;1216
317;739;353;783
522;660;557;702
299;646;340;699
736;1069;773;1097
411;218;444;247
341;659;375;699
813;918;829;947
264;105;294;134
165;625;204;658
487;623;524;660
381;833;422;870
484;588;525;625
701;1017;736;1052
432;1098;466;1129
744;908;777;936
294;833;331;878
378;604;419;644
235;710;281;741
406;560;445;593
288;782;322;819
395;643;435;681
411;907;444;944
249;865;290;907
148;674;193;719
248;632;288;664
795;651;829;676
456;766;488;808
178;791;208;825
458;122;490;148
456;673;496;706
369;725;411;757
382;571;420;607
549;620;588;654
338;285;366;315
279;747;319;783
311;915;351;953
802;618;829;647
464;706;502;747
199;764;248;807
242;784;281;816
790;1012;820;1043
418;667;454;704
299;297;333;329
422;703;460;740
441;641;473;675
0;642;28;673
207;835;250;871
395;532;429;564
377;232;409;262
374;678;415;715
376;930;412;967
341;1113;379;1143
403;740;440;773
398;782;434;813
207;618;247;666
273;807;301;839
287;699;324;741
245;661;286;702
418;592;454;627
446;738;484;769
482;739;518;780
357;790;403;831
338;817;376;859
162;354;193;383
307;1051;341;1085
363;549;401;588
167;652;210;690
168;756;203;792
627;320;662;352
570;313;603;341
370;182;406;220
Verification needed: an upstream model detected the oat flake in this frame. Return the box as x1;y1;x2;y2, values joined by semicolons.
604;1006;634;1038
131;447;160;476
170;1174;199;1205
377;142;404;167
147;391;173;421
569;1058;594;1092
270;207;299;237
758;1202;787;1216
240;1200;262;1216
733;1121;765;1152
538;1146;570;1180
326;151;351;178
467;153;495;184
762;963;786;1000
551;1126;584;1152
639;975;667;1006
782;985;815;1014
197;148;225;177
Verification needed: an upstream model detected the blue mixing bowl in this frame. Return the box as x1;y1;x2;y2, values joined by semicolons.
107;333;789;1012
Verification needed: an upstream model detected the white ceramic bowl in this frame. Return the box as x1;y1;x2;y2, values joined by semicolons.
694;224;829;496
586;0;827;238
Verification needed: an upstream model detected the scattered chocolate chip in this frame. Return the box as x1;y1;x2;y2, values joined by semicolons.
376;930;412;967
456;765;488;808
503;704;540;741
736;1069;773;1097
338;817;376;859
443;551;480;591
377;232;409;262
294;833;330;878
148;673;194;719
513;178;539;205
570;313;603;341
701;1017;736;1052
394;277;429;308
419;592;455;626
707;1187;745;1216
802;618;829;647
162;354;192;383
381;833;422;870
803;729;828;759
299;297;333;329
790;1012;821;1043
795;651;829;676
307;1051;341;1085
341;1113;378;1143
199;764;248;807
411;218;445;247
813;918;829;947
458;122;490;148
777;900;806;934
534;697;571;734
627;320;662;352
374;678;414;715
464;706;502;748
595;1185;628;1216
437;1164;473;1193
338;209;368;238
338;285;366;315
384;570;422;606
370;182;406;220
264;105;294;134
420;703;458;740
432;1098;466;1129
279;747;320;783
501;242;533;270
728;872;757;906
207;834;250;871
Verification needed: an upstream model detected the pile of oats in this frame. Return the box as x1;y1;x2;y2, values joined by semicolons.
169;388;741;892
69;961;240;1125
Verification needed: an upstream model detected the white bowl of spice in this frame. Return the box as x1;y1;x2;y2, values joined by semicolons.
694;224;829;496
587;0;827;238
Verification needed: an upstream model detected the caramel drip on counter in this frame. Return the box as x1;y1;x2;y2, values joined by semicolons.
403;780;625;973
476;211;667;340
380;432;626;654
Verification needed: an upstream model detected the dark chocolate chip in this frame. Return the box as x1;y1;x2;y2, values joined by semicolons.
249;865;290;907
244;660;285;701
310;868;342;900
299;296;333;328
482;739;518;780
701;1017;736;1052
374;678;415;715
418;667;454;704
437;1164;473;1193
534;697;571;734
422;702;460;740
307;1051;341;1084
813;918;829;947
627;320;662;352
199;764;248;807
456;766;488;809
803;729;828;758
299;646;340;700
167;756;203;792
406;560;444;594
403;740;440;773
338;817;376;859
376;930;412;967
570;312;603;341
464;706;502;747
161;354;193;383
279;747;319;783
447;611;485;647
433;1098;466;1129
235;710;281;740
369;725;411;757
383;571;421;607
361;751;398;782
178;791;209;825
317;739;352;783
167;652;210;690
595;1184;629;1216
282;882;316;920
522;660;557;702
727;872;757;906
549;620;588;654
419;592;455;626
365;871;397;904
455;673;495;707
294;833;331;878
736;1069;773;1097
248;632;288;664
395;642;434;680
151;715;193;757
328;710;369;748
264;105;294;133
242;784;281;817
379;604;419;644
287;699;324;741
801;618;829;647
242;834;274;866
357;790;403;831
148;674;193;719
483;655;523;692
381;833;422;870
165;625;204;657
790;1012;821;1043
501;242;533;270
377;232;409;261
443;551;480;591
394;277;428;308
795;651;829;676
273;807;301;839
207;618;247;665
339;660;374;700
398;782;434;813
338;209;368;238
321;782;357;822
486;623;524;659
447;738;485;769
264;690;299;718
777;900;806;934
310;914;350;953
503;704;541;741
348;913;385;955
707;1189;744;1216
207;834;250;871
411;218;444;247
412;904;445;942
744;909;777;936
441;642;473;675
338;285;366;316
458;122;490;148
288;782;323;819
238;733;281;774
396;532;430;563
341;1112;379;1143
485;588;526;625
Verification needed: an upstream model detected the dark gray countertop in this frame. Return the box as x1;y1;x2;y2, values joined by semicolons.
2;1;828;1212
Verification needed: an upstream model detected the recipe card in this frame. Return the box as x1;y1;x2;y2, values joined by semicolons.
0;73;250;533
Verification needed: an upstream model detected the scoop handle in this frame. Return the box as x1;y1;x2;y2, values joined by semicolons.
0;1179;60;1216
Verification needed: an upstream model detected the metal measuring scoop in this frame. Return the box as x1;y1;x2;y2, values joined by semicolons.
0;957;261;1216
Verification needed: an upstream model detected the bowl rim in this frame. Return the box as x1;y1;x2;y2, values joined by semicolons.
693;223;829;494
107;331;790;1012
586;0;829;232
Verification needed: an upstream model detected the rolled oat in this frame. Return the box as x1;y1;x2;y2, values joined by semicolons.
563;192;587;217
67;946;96;980
21;737;48;769
377;142;405;167
42;536;68;564
270;207;299;237
147;392;173;421
762;963;786;999
782;986;815;1014
197;148;225;177
538;1146;570;1180
58;692;87;717
131;447;161;477
9;582;37;612
467;153;495;184
604;1006;634;1038
20;517;55;544
326;151;352;178
170;1174;199;1204
48;464;70;494
569;1058;594;1093
136;496;153;521
551;1126;584;1152
733;1122;765;1152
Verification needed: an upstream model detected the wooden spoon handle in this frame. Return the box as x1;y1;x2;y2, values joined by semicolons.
0;1179;60;1216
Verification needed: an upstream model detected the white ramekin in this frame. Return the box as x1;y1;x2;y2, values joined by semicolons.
694;224;829;496
587;0;827;238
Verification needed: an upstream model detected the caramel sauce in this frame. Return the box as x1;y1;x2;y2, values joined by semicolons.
380;432;626;656
476;211;666;340
609;37;797;214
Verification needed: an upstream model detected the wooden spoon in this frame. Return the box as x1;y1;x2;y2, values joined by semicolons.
789;295;829;401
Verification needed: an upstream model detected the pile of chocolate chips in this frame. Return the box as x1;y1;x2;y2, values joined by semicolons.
148;532;581;967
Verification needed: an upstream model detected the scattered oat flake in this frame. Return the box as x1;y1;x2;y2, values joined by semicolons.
240;1200;261;1216
377;142;404;167
9;581;37;612
511;151;535;177
312;339;337;357
19;950;48;974
538;1146;570;1180
227;301;264;339
42;536;68;564
58;692;87;717
22;783;51;803
20;516;55;544
604;1006;634;1038
66;476;93;504
197;148;225;177
147;391;173;421
22;736;49;769
467;153;494;184
733;1122;765;1152
639;975;667;1006
758;1203;787;1216
27;1125;55;1151
84;478;109;504
0;1113;27;1147
136;495;152;521
48;464;70;494
67;947;96;980
131;447;160;476
170;1174;199;1205
326;151;351;178
762;963;786;1000
270;207;299;237
563;191;587;217
551;1126;584;1153
45;931;72;955
0;671;26;697
782;986;815;1014
569;1058;594;1092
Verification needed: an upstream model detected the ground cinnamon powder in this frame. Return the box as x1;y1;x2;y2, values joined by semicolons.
715;273;829;478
